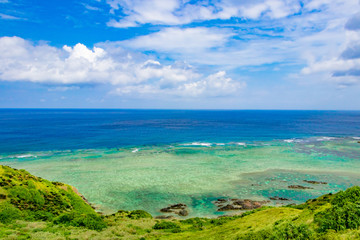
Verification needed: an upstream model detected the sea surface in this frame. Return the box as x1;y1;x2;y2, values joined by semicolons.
0;109;360;217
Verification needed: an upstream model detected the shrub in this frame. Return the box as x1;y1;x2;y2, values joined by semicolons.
153;221;180;230
331;186;360;206
239;223;314;240
33;210;55;221
128;210;152;219
210;217;228;226
53;211;107;231
315;202;360;232
272;223;314;239
73;213;107;231
8;186;45;209
315;186;360;232
9;186;31;201
0;203;22;224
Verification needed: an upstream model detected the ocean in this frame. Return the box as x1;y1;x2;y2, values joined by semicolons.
0;109;360;217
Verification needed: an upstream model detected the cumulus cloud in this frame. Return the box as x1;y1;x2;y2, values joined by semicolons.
301;8;360;85
108;0;359;72
107;0;360;88
113;70;245;97
0;36;245;97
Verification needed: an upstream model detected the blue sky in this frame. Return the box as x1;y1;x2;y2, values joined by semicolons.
1;0;360;109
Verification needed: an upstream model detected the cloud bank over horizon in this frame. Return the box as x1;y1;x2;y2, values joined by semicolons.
0;0;359;109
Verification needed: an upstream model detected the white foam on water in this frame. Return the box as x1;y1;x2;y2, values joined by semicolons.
352;137;360;140
131;149;139;153
16;154;37;158
316;137;336;141
284;139;294;143
236;142;246;146
182;142;212;147
215;143;225;146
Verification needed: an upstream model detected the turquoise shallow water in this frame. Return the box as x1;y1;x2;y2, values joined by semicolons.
1;137;359;217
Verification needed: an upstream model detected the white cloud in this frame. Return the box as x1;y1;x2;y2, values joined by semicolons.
111;0;359;71
302;58;360;75
299;7;360;86
0;36;245;97
82;4;102;11
179;71;246;97
122;27;233;53
106;0;303;28
47;86;81;92
0;13;22;20
113;70;245;97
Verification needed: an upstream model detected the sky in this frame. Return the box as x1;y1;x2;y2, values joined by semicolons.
0;0;360;109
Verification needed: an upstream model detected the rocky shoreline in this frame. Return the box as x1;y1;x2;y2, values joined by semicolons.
156;178;329;218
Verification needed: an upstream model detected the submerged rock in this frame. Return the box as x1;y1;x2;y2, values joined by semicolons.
288;185;313;189
233;199;269;210
169;203;187;209
159;203;188;216
160;207;173;213
215;198;269;211
218;204;243;211
269;196;290;201
178;209;189;216
155;215;174;220
303;180;327;185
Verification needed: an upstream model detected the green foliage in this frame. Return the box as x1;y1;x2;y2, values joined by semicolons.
32;210;55;221
315;186;360;232
272;223;314;240
315;202;360;232
331;186;360;206
240;223;314;240
210;217;229;226
128;210;152;219
181;217;207;230
0;202;22;223
153;221;180;230
53;211;107;231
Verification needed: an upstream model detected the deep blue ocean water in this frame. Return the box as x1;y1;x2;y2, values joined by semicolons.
0;109;360;153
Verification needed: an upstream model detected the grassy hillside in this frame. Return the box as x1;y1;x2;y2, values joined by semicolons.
0;165;360;239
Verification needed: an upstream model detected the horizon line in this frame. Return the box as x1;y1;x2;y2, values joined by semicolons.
0;108;359;111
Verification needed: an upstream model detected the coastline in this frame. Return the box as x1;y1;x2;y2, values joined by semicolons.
0;136;359;218
1;164;359;239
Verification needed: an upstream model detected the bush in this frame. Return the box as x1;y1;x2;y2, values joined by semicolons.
315;202;360;232
210;217;228;226
331;186;360;206
128;210;152;219
153;221;180;230
8;186;45;209
272;223;314;239
239;223;314;240
33;210;55;221
315;186;360;232
53;211;107;231
0;203;22;224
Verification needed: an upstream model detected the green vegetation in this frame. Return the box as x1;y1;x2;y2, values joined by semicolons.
315;186;360;232
0;165;360;239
